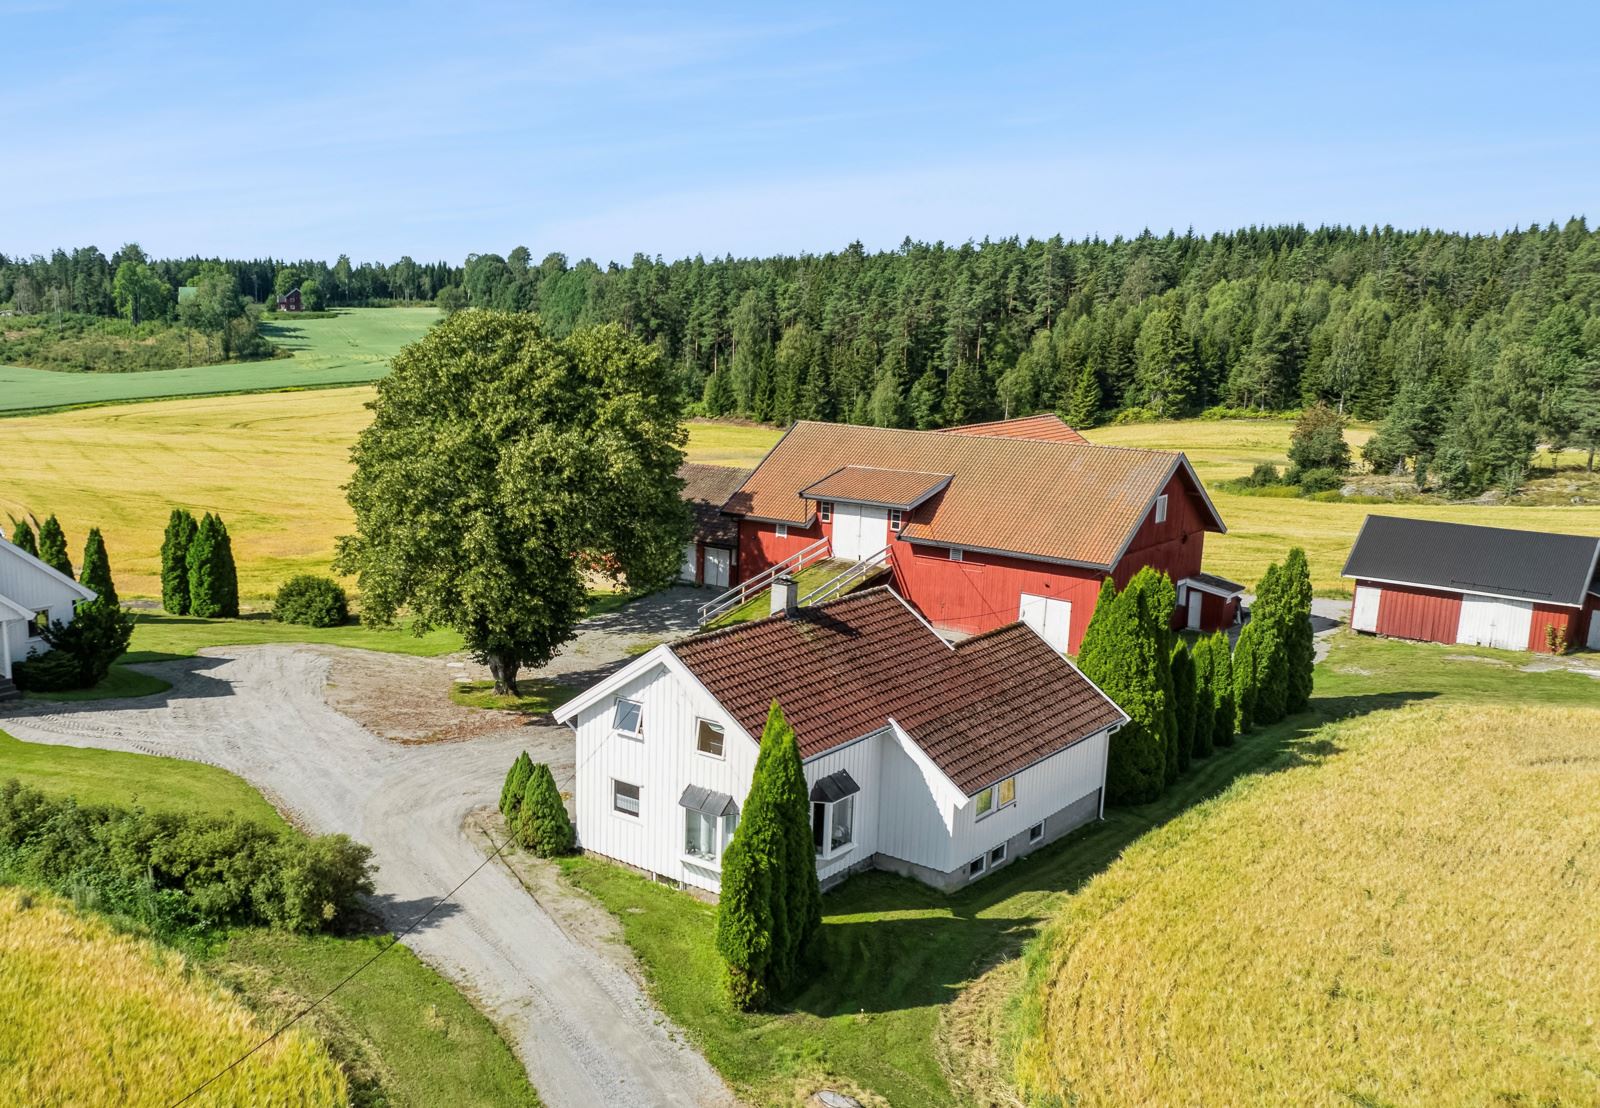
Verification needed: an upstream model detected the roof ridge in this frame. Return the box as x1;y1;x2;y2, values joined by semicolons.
1365;513;1600;546
788;419;1178;458
950;620;1039;651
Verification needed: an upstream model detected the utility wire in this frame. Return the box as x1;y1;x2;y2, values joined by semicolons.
167;832;512;1108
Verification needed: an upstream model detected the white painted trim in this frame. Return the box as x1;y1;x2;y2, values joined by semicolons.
554;649;672;724
0;593;34;621
0;539;96;602
1343;573;1583;609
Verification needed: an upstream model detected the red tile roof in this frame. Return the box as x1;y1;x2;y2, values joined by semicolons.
799;466;953;509
940;413;1090;444
670;588;1125;793
678;463;750;546
721;421;1221;568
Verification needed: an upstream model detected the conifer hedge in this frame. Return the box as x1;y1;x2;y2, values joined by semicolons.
1190;634;1216;759
79;527;116;607
36;515;71;578
186;512;239;618
160;508;198;614
1077;576;1169;804
1208;630;1236;748
1169;641;1196;773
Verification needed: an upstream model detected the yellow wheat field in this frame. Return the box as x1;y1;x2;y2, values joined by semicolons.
1015;703;1600;1107
0;888;346;1107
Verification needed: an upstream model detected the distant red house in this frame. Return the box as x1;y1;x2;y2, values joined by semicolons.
1344;515;1600;653
716;415;1238;653
276;288;303;312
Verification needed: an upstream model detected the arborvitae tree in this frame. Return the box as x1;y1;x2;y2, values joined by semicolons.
1191;634;1216;759
1169;640;1197;774
1063;360;1101;428
500;751;534;818
1077;577;1167;804
1232;618;1262;735
1209;630;1235;748
1251;563;1289;726
187;513;240;618
1124;569;1180;785
9;518;37;557
760;702;821;993
160;508;198;614
715;791;776;1010
37;515;71;577
1282;548;1315;713
515;763;575;857
78;527;117;607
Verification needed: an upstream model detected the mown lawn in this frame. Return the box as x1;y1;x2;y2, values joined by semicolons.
121;611;465;663
450;679;578;715
21;663;171;702
555;632;1600;1106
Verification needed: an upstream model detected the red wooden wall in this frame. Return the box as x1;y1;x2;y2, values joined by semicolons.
1374;584;1463;645
1528;602;1580;653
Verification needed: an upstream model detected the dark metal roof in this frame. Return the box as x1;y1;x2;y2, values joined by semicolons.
1342;515;1600;608
1184;571;1245;596
678;784;737;818
809;770;861;804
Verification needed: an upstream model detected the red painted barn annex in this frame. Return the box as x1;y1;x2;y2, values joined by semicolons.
712;415;1238;653
1344;515;1600;654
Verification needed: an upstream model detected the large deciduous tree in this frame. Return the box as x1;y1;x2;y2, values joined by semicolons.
335;311;689;695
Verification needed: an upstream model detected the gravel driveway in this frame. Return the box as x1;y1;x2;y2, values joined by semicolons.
0;587;733;1108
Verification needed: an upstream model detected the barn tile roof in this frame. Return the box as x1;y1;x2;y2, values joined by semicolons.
1342;515;1600;608
669;587;1125;794
799;466;953;509
720;421;1222;568
939;413;1090;444
677;463;750;546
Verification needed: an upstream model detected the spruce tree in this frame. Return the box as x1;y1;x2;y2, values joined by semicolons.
1063;360;1101;428
516;763;575;857
160;508;198;615
188;513;240;618
1191;635;1216;759
37;515;71;577
1209;630;1235;748
9;518;37;557
1169;640;1196;774
500;751;534;818
1282;548;1315;713
1077;577;1166;803
78;527;117;607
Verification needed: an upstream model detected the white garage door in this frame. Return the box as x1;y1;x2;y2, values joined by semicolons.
1351;584;1381;632
678;543;698;584
1456;595;1533;651
1019;592;1072;653
704;547;731;589
832;503;890;564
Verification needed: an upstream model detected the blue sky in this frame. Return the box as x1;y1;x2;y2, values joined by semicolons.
6;1;1598;263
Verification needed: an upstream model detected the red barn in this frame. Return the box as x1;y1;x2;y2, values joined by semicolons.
676;462;751;588
715;416;1236;653
1343;515;1600;653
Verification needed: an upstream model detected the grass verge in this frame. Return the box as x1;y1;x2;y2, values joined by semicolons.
450;679;578;715
21;664;171;703
121;611;464;663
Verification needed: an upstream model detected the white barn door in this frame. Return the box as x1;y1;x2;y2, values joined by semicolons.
832;504;889;563
1457;595;1533;650
1185;589;1202;630
1019;593;1072;653
704;548;731;589
678;544;698;584
1351;585;1381;633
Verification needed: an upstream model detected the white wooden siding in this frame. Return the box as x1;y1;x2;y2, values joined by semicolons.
803;734;884;884
1456;595;1532;650
0;543;87;666
948;730;1109;871
875;728;961;874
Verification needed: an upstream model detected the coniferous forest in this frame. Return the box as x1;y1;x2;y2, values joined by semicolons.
5;221;1599;493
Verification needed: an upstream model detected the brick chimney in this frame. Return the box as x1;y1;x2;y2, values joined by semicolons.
770;573;798;615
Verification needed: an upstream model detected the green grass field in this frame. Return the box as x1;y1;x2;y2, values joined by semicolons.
555;633;1600;1107
121;611;465;662
0;307;438;414
21;663;171;702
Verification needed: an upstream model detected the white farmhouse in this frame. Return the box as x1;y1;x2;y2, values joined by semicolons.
0;537;97;699
554;583;1126;893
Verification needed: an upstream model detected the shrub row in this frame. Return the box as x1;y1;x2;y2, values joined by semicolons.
0;780;372;936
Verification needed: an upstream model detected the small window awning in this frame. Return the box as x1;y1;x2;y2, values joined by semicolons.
678;784;738;818
809;769;861;804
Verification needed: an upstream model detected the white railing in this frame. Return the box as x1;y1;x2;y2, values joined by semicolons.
800;547;892;608
697;536;832;624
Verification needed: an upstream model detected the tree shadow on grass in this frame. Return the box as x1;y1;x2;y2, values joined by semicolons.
788;689;1439;1018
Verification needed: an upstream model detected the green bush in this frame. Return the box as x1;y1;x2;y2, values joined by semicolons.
79;527;117;607
187;512;239;618
12;649;82;692
500;752;534;818
273;574;350;627
1244;462;1283;487
0;780;373;937
514;764;574;857
1292;467;1344;494
13;600;134;691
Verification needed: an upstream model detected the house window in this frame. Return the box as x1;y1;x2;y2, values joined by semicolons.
612;697;643;738
695;719;725;758
819;502;833;523
1154;494;1169;525
967;855;986;877
949;548;963;562
28;611;48;639
811;794;855;857
989;843;1008;867
612;779;641;816
1028;822;1045;844
685;809;718;859
974;776;1016;820
889;509;903;532
775;523;789;539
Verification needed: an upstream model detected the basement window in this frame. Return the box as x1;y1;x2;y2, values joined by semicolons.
1028;822;1045;844
1154;494;1169;525
989;843;1008;867
612;779;641;817
612;697;643;739
775;523;789;539
967;855;986;878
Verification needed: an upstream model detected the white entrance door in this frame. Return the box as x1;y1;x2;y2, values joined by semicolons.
1185;589;1202;631
704;547;732;589
1019;593;1072;653
1457;595;1533;651
831;503;889;563
678;543;699;584
1587;610;1600;650
1351;584;1381;633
